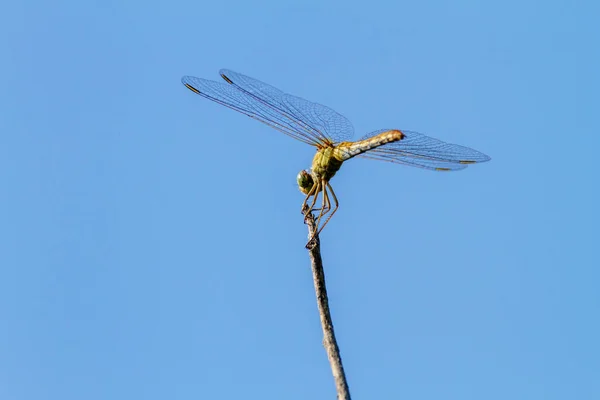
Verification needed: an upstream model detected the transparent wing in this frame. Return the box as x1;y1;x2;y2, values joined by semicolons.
219;69;354;145
357;129;491;171
181;69;354;146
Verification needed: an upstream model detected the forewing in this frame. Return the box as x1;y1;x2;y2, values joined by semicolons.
182;75;314;146
219;69;354;144
357;129;491;171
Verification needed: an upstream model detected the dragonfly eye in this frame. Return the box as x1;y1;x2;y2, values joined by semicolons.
297;170;314;195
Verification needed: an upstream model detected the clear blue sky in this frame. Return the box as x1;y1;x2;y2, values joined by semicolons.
2;0;599;399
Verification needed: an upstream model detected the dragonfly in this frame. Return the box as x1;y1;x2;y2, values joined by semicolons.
181;69;491;248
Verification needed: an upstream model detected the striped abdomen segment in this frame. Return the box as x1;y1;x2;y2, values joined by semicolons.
334;130;405;161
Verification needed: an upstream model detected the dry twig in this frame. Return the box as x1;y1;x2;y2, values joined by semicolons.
304;210;351;400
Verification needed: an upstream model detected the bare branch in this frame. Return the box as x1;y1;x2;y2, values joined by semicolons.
304;211;351;400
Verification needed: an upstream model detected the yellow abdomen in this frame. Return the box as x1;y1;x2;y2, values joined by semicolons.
335;130;405;161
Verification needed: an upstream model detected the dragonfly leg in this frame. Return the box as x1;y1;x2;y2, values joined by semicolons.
300;185;317;214
306;179;329;248
311;193;330;213
321;186;331;214
314;182;328;230
301;181;318;214
304;180;321;218
316;182;339;236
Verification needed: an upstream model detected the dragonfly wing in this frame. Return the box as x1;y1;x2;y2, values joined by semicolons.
182;70;354;146
182;75;316;146
357;129;491;171
219;69;354;144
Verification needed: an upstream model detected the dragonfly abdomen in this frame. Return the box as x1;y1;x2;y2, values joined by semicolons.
336;130;405;161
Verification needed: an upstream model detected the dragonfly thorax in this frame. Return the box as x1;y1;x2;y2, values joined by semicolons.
296;148;344;195
311;147;344;183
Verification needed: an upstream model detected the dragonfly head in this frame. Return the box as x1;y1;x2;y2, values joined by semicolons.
297;170;314;195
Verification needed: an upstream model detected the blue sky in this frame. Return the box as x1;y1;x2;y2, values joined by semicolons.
2;0;599;399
